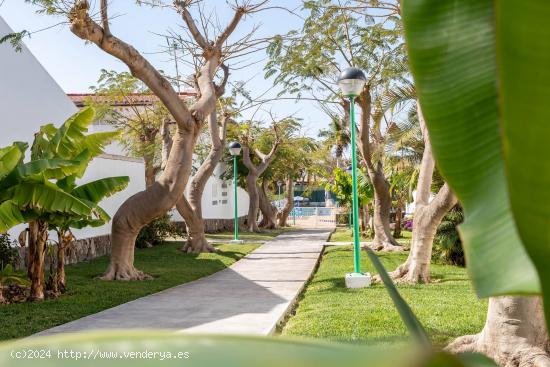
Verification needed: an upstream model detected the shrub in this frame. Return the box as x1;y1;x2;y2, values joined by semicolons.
433;206;465;266
136;214;183;248
0;233;20;269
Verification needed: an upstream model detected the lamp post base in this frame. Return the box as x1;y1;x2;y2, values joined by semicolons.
230;239;245;244
345;272;372;289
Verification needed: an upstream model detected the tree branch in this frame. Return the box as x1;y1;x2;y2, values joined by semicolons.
174;1;210;50
69;0;194;130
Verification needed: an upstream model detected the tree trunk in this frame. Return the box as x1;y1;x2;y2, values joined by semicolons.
102;129;199;280
66;0;242;280
370;165;401;251
277;176;294;227
246;173;261;232
160;119;173;171
389;104;457;283
176;201;215;253
390;183;456;283
28;220;48;301
362;204;370;233
242;137;281;233
447;297;550;367
56;229;74;293
176;112;227;253
353;88;400;251
144;152;156;188
394;206;402;238
0;282;4;304
176;198;214;253
258;178;278;229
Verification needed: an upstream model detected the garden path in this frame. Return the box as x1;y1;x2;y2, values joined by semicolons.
35;229;332;336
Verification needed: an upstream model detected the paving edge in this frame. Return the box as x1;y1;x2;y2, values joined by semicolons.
270;229;334;335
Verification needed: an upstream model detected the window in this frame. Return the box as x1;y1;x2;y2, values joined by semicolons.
221;191;228;197
222;200;228;205
212;200;218;206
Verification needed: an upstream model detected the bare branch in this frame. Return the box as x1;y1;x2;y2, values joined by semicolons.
69;0;194;130
174;1;210;50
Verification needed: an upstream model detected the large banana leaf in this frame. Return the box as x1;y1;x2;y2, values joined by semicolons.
0;331;496;367
402;0;541;298
6;182;92;216
0;145;23;181
84;131;121;157
51;107;96;159
0;200;24;233
72;176;130;203
497;0;550;324
13;159;84;181
69;200;110;228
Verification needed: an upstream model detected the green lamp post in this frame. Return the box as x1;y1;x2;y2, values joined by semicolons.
228;142;244;244
345;165;353;230
337;67;371;288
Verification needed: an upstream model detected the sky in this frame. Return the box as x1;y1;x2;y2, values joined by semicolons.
0;0;329;136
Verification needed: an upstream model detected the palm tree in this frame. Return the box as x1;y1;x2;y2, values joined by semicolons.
318;118;350;167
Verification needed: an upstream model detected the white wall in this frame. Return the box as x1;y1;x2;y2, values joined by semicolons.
171;163;249;221
0;16;78;148
71;156;145;238
0;16;145;240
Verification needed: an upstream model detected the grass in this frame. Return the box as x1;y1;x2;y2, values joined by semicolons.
0;241;259;341
281;246;487;347
329;228;412;246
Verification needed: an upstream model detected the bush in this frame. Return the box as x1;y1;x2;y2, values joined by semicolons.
136;214;183;248
0;233;20;269
433;206;465;266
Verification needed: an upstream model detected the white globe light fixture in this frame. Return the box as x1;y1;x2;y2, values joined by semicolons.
337;67;366;97
228;141;242;156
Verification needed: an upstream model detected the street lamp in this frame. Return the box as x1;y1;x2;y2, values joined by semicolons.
277;180;283;208
338;67;371;288
228;142;244;244
345;165;353;230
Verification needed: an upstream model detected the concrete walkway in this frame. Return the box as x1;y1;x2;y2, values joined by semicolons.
36;229;332;337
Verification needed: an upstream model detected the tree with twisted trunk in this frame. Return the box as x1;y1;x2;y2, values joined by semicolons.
30;0;263;280
389;105;456;283
277;176;294;227
88;70;178;188
257;177;279;229
176;106;231;253
353;94;402;251
242;133;281;233
255;132;316;229
264;2;407;250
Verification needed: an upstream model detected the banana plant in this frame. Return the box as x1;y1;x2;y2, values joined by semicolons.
0;107;128;300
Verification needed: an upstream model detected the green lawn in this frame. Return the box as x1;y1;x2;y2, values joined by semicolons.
0;241;259;341
282;246;487;347
329;228;412;246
